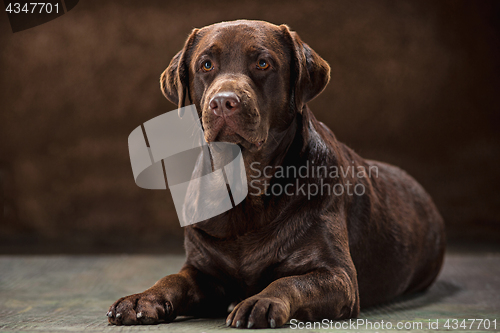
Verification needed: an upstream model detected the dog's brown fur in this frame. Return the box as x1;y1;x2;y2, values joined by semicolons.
107;20;445;328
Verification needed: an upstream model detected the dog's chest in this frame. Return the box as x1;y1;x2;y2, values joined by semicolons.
191;213;288;293
214;236;283;292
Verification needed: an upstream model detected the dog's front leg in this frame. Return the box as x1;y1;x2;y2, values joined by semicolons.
107;265;227;325
226;268;359;329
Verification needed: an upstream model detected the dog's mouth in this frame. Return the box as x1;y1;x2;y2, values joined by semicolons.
200;84;268;152
204;117;266;153
202;107;266;153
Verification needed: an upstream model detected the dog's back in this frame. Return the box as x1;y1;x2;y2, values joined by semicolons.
339;145;445;307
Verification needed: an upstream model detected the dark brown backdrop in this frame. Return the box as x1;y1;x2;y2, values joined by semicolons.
1;0;499;253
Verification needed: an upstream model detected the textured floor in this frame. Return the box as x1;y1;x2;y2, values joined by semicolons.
0;253;499;332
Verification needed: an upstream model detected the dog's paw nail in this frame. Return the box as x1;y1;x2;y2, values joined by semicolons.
269;318;276;328
165;301;172;313
136;312;143;319
226;318;232;327
236;320;241;328
247;321;254;328
107;311;113;318
116;313;121;319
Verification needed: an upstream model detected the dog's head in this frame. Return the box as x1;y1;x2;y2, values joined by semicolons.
161;20;330;154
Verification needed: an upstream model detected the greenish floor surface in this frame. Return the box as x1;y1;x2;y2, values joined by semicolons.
0;253;499;332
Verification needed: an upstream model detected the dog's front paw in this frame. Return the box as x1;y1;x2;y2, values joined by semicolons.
226;295;290;329
107;292;173;325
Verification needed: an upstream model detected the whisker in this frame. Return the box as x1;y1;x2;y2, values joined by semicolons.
269;132;279;145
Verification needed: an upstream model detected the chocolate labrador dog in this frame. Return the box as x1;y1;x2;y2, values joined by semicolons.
107;20;445;328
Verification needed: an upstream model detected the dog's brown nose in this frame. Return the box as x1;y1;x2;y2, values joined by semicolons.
209;92;240;117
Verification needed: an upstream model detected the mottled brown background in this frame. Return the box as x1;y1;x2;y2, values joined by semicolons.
0;0;499;253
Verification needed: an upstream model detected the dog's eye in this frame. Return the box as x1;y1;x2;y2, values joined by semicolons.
202;60;214;72
257;59;270;70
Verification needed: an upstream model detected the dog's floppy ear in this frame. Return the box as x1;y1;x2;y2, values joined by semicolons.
160;28;199;116
280;25;330;113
